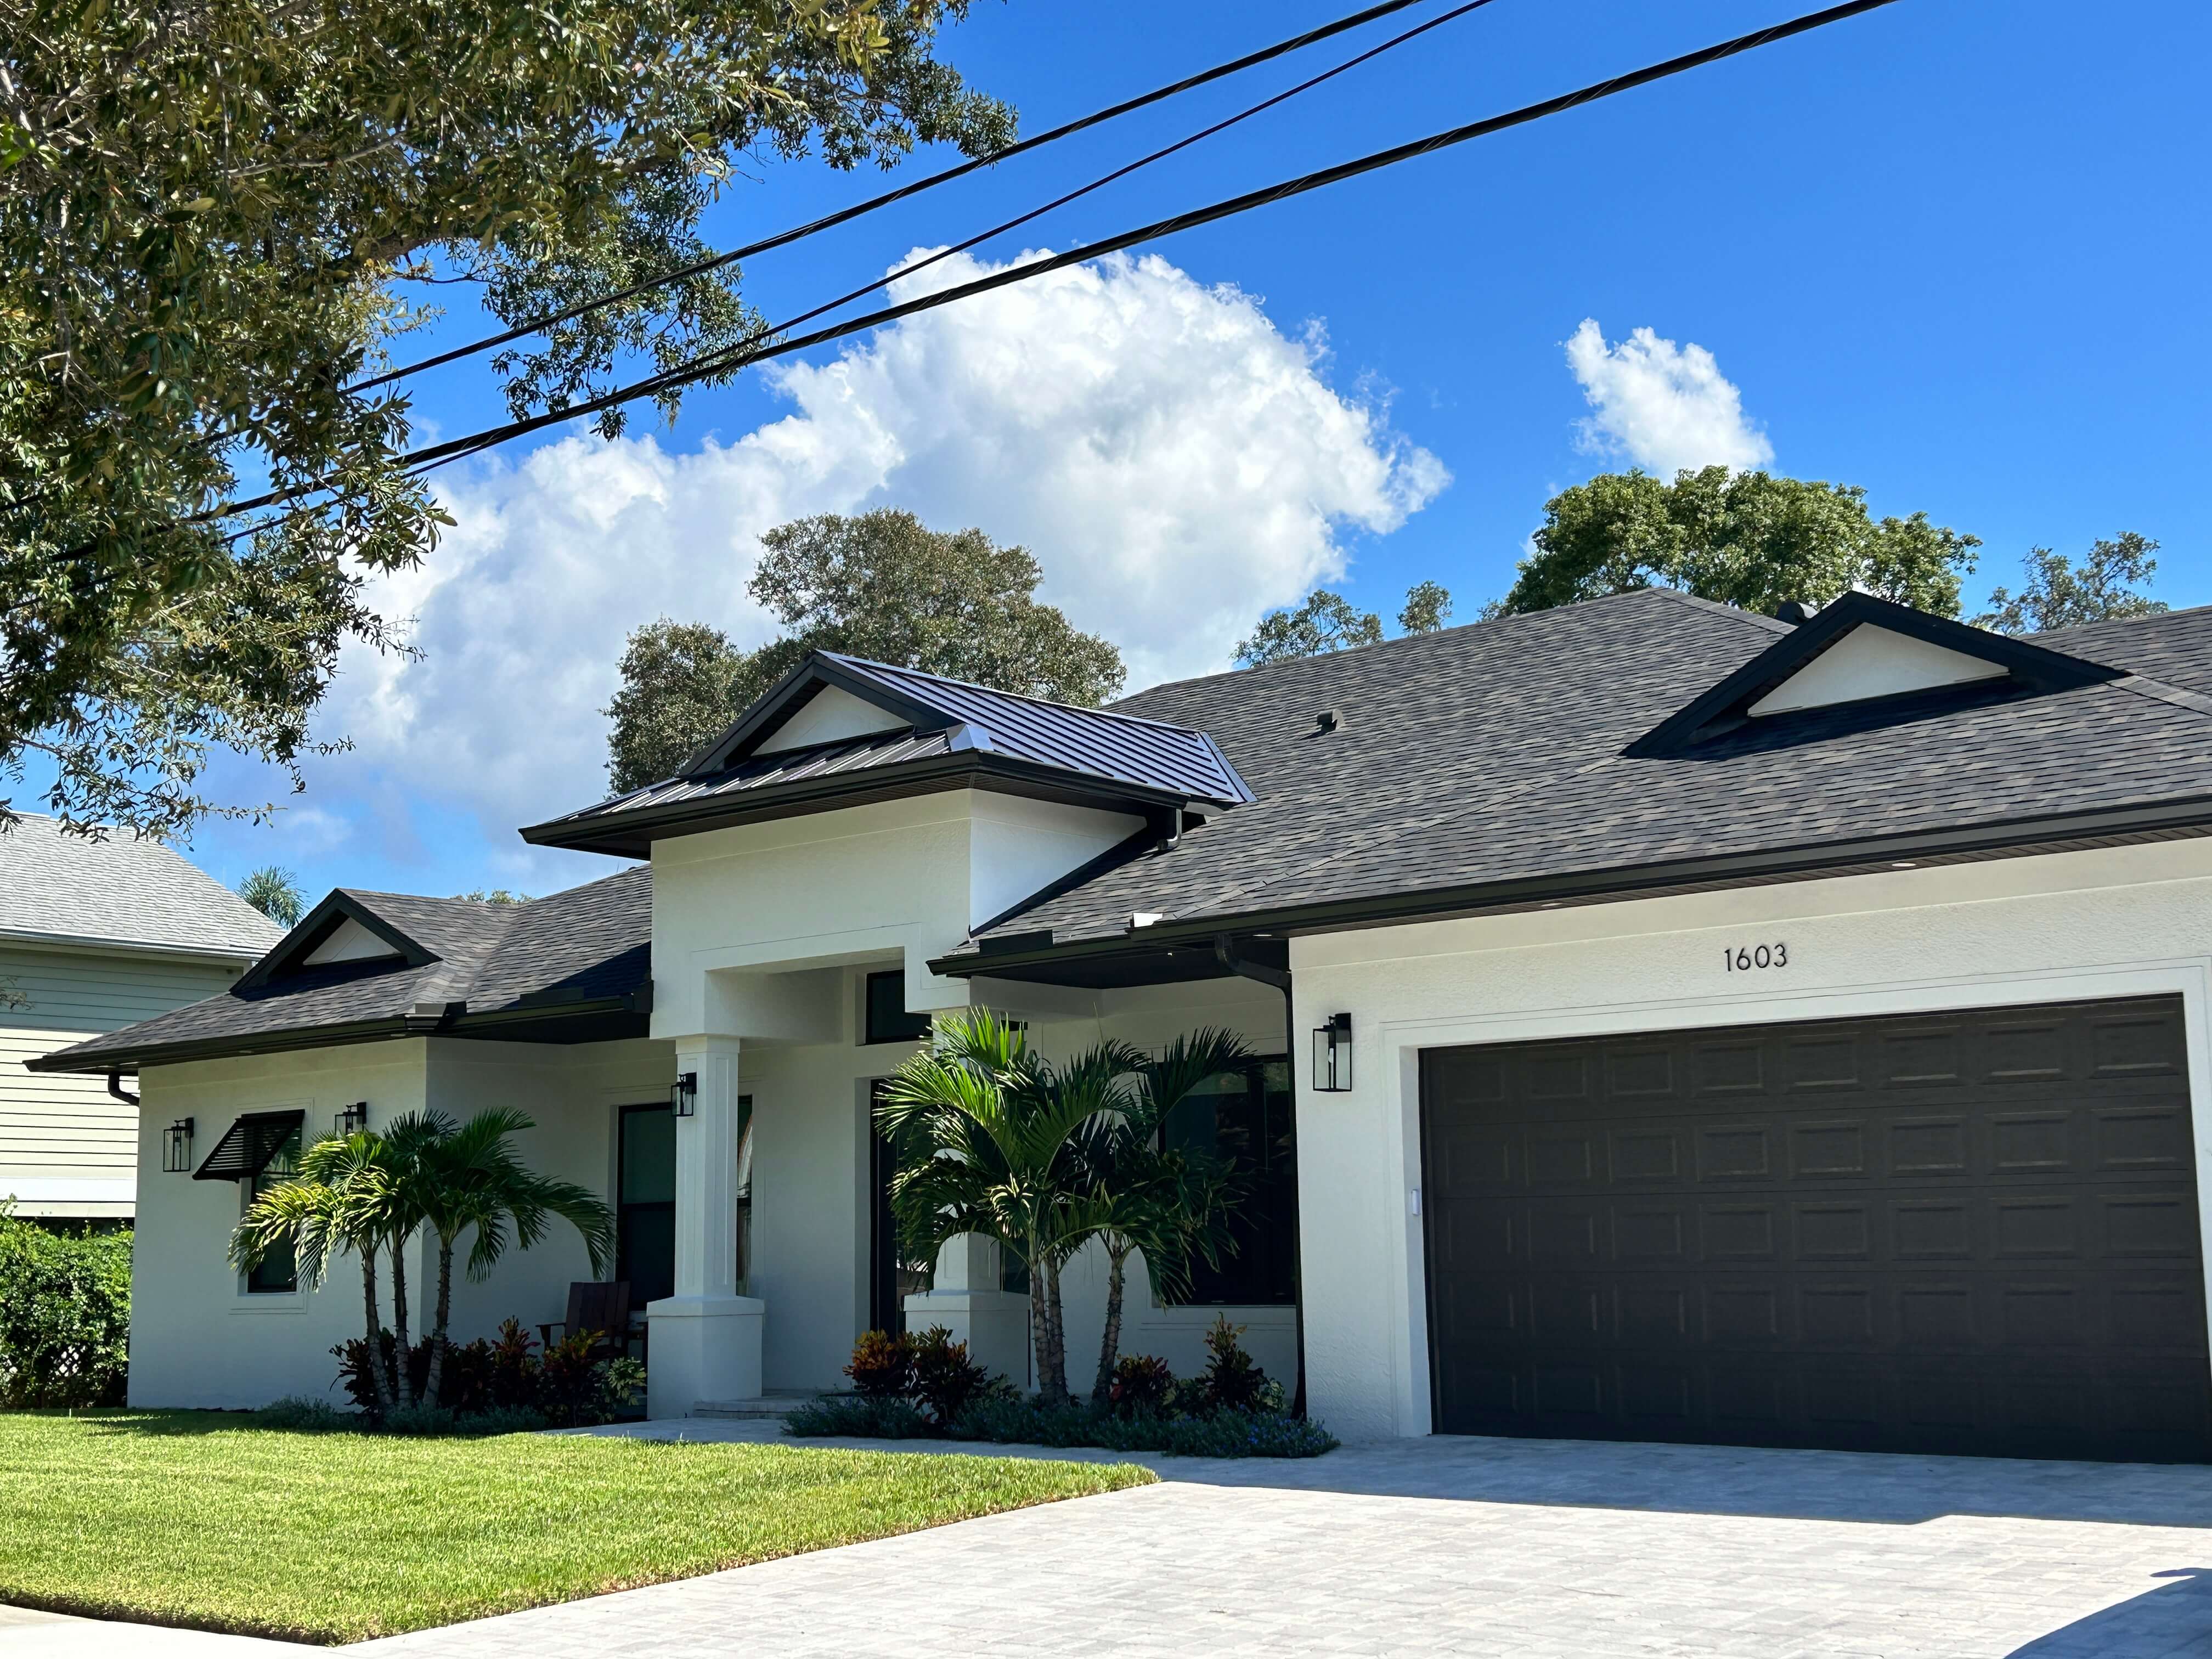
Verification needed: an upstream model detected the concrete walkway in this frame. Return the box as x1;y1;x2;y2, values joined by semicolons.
11;1431;2212;1655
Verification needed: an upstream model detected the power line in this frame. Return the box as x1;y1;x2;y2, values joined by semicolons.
348;0;1440;395
221;0;1903;535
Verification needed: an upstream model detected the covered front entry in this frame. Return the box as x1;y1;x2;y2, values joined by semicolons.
1419;995;2212;1462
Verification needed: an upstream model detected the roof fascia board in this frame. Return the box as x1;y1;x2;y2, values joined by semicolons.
934;796;2212;981
520;754;1206;856
24;1016;426;1075
234;892;438;991
0;929;268;967
28;993;647;1076
1626;593;2124;759
680;653;958;778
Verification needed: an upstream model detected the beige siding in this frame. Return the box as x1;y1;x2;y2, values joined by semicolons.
1;946;244;1214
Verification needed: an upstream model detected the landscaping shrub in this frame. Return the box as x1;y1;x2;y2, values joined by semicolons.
1107;1354;1175;1418
326;1317;640;1431
783;1393;935;1438
331;1330;433;1412
254;1396;358;1432
0;1209;131;1407
907;1326;992;1425
1191;1316;1273;1414
844;1328;913;1398
787;1329;1335;1458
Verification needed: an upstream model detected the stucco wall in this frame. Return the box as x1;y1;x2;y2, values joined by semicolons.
129;1034;671;1409
1288;837;2212;1441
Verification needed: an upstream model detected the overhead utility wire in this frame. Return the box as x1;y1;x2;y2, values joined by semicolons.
348;0;1437;394
221;0;1901;535
420;0;1503;472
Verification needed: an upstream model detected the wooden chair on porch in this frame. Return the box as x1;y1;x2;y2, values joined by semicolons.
539;1280;638;1362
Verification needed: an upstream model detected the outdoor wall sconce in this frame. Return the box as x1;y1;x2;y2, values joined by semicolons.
670;1071;698;1117
162;1118;195;1174
335;1101;368;1137
1312;1013;1353;1092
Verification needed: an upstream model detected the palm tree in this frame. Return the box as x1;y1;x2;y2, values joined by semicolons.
393;1108;614;1408
877;1010;1106;1402
1074;1029;1251;1408
232;1128;413;1410
237;865;305;927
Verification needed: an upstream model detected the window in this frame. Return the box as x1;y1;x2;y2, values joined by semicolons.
1161;1058;1296;1307
864;970;932;1046
616;1103;676;1306
244;1124;303;1293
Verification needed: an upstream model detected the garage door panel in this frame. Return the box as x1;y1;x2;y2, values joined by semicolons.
1421;995;2212;1460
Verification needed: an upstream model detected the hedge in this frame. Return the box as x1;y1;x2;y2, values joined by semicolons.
0;1209;131;1407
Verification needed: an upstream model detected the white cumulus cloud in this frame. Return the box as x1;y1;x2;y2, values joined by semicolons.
1564;318;1772;476
309;247;1447;873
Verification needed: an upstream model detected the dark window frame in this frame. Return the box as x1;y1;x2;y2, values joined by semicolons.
243;1123;303;1294
1159;1056;1297;1308
863;970;933;1046
616;1096;751;1306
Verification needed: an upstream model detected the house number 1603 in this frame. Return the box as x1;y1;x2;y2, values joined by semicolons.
1723;943;1788;971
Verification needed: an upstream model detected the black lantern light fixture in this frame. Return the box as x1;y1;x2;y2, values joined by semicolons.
335;1101;369;1137
1312;1013;1353;1092
670;1071;698;1117
162;1118;195;1174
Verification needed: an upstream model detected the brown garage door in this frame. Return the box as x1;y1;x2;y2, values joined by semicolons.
1420;996;2212;1461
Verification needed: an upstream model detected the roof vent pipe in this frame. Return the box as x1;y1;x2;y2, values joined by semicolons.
1771;600;1820;625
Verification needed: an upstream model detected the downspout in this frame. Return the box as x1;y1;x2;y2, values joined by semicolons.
1212;934;1308;1419
107;1071;139;1107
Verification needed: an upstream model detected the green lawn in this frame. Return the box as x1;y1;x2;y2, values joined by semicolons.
0;1412;1153;1643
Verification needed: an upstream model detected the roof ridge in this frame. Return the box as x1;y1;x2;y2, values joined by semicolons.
1118;586;1761;707
825;651;1215;737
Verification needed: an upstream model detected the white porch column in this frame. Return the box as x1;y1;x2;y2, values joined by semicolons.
902;1234;1031;1389
647;1035;764;1418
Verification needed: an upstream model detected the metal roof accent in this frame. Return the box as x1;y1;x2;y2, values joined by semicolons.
193;1110;303;1181
524;649;1254;854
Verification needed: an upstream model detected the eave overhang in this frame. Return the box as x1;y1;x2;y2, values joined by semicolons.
933;796;2212;988
22;988;652;1077
520;751;1221;858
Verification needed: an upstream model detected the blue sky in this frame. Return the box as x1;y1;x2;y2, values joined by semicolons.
150;0;2212;906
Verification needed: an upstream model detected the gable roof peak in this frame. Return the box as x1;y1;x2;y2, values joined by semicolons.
1627;591;2124;758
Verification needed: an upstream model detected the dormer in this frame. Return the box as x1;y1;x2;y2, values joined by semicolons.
1627;592;2124;758
234;892;437;990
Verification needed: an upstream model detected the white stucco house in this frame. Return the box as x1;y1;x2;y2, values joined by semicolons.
2;815;280;1219
35;589;2212;1460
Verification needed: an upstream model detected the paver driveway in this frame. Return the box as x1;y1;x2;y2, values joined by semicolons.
8;1431;2209;1655
338;1427;2212;1658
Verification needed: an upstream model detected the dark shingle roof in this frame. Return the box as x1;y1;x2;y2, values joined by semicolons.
31;867;649;1073
956;590;2212;953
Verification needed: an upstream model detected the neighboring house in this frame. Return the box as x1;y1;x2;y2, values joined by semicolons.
36;590;2212;1464
3;816;281;1219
